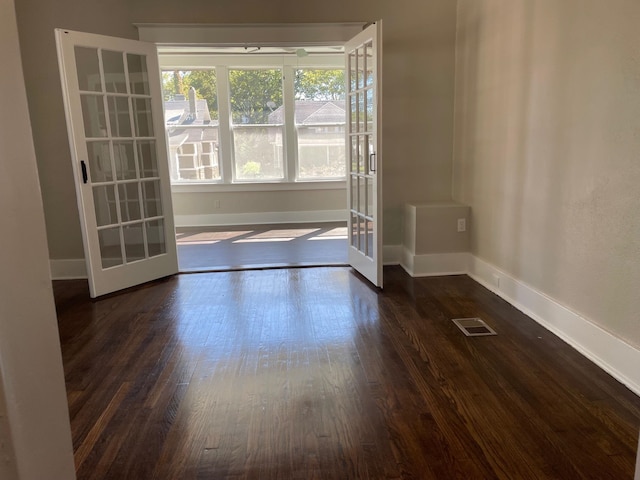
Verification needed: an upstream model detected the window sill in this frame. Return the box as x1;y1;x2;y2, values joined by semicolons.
171;180;347;193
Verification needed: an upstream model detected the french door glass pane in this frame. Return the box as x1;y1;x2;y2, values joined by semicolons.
113;141;136;180
229;68;284;181
359;136;366;174
87;141;112;182
358;177;366;215
123;223;145;262
161;69;220;182
118;183;142;222
133;98;154;137
357;48;365;89
102;50;126;93
350;51;357;91
93;185;118;226
366;89;374;133
351;176;357;210
367;177;374;217
146;219;166;257
80;95;107;137
107;96;132;137
351;137;358;174
358;93;365;133
366;218;373;258
127;54;150;95
351;213;359;248
142;180;162;217
364;42;374;86
350;94;357;133
138;140;158;178
75;47;101;92
98;227;122;268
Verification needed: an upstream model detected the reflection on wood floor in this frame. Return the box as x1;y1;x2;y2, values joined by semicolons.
176;222;348;271
54;267;640;479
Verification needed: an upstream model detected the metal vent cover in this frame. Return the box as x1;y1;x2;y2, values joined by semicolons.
452;317;497;337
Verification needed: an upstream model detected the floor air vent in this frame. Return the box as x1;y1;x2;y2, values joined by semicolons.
452;318;497;337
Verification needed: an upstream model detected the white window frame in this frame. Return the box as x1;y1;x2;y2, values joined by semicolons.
160;53;346;188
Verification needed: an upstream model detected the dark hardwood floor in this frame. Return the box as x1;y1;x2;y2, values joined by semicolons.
176;223;348;271
53;267;640;479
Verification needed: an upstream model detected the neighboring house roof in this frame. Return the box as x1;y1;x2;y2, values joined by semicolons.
164;98;212;125
164;95;217;146
168;128;218;147
268;100;345;125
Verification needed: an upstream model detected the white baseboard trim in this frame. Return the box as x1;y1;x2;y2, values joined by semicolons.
400;249;470;277
467;255;640;397
50;259;87;280
175;210;347;227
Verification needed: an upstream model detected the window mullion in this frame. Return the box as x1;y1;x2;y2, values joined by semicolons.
216;66;233;183
282;66;297;182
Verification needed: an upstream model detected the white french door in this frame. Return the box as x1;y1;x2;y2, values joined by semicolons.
345;23;383;287
56;29;178;298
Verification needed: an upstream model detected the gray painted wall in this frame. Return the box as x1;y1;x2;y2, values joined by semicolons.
453;0;640;347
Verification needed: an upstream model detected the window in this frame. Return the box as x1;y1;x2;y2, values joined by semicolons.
160;53;345;185
162;70;220;181
229;69;284;181
295;69;346;180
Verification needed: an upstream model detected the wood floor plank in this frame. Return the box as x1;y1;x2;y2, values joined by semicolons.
53;267;640;479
